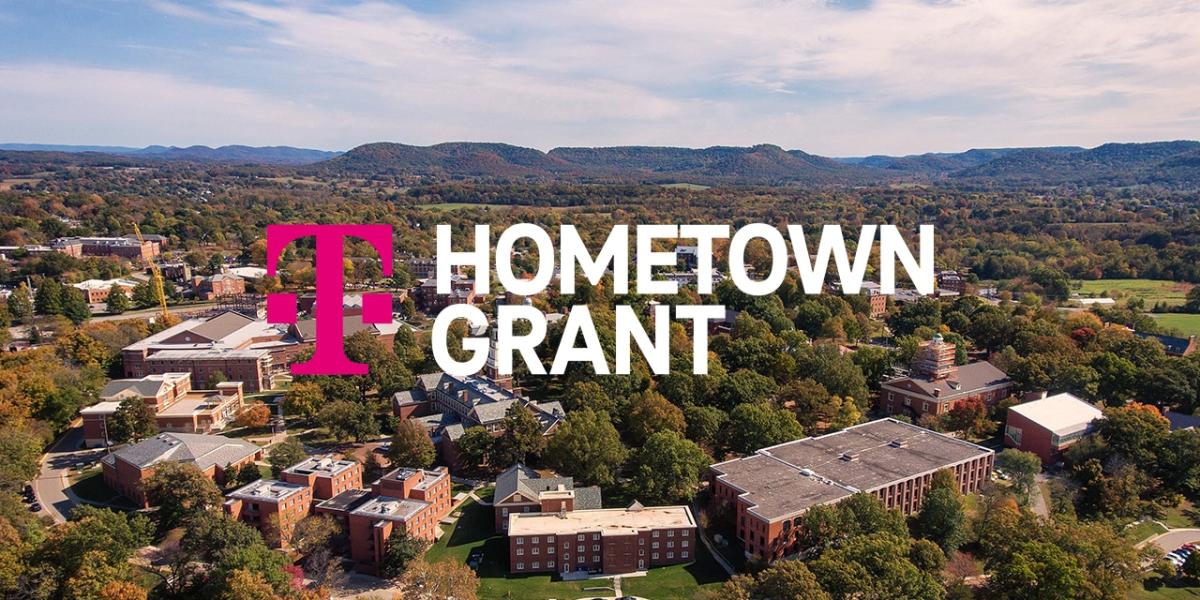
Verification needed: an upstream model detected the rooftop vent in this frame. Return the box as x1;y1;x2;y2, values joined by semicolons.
889;439;907;449
948;380;961;390
840;452;858;462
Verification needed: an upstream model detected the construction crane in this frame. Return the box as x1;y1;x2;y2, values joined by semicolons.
131;222;170;323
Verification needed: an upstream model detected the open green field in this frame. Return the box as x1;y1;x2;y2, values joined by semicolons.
415;202;493;211
68;467;135;508
659;182;711;190
1150;314;1200;337
1075;279;1193;307
426;497;726;599
1130;581;1200;599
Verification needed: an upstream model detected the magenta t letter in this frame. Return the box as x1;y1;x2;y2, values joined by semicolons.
265;224;394;375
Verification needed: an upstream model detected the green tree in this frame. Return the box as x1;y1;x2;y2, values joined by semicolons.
388;418;436;468
318;400;379;442
703;560;831;600
545;408;627;487
34;280;63;315
722;401;804;455
456;426;496;473
988;541;1083;600
684;404;727;448
181;511;264;563
283;381;323;419
40;505;154;579
0;427;41;491
1184;551;1200;583
380;531;428;579
61;287;91;324
996;449;1041;503
914;486;965;554
623;389;686;445
105;285;130;314
7;283;33;324
267;438;307;476
492;404;545;466
809;533;944;600
107;396;157;444
142;461;223;528
628;431;710;504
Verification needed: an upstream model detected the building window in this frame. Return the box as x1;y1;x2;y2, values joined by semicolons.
682;551;689;559
652;542;659;549
578;556;584;563
516;549;524;556
667;530;674;537
532;548;539;555
517;563;524;570
668;552;674;559
653;553;659;560
592;545;600;552
548;546;555;554
548;561;555;568
532;562;539;569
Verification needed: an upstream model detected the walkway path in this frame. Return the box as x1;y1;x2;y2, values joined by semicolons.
34;426;105;523
692;501;736;576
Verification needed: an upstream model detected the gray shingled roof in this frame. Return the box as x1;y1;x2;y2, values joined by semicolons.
883;360;1010;402
494;463;602;507
187;311;255;342
101;378;169;399
101;432;260;471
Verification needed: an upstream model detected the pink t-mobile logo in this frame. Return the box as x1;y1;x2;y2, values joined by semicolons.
265;224;394;375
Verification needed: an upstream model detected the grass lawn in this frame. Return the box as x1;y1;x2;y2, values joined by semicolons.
426;497;725;599
620;542;728;600
67;467;135;508
1125;520;1169;543
1162;499;1200;529
425;498;591;599
1130;579;1200;599
1075;279;1193;307
1150;313;1200;337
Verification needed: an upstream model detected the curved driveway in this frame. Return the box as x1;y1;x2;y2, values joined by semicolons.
34;427;105;523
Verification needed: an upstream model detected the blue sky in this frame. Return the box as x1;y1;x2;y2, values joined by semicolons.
2;0;1199;155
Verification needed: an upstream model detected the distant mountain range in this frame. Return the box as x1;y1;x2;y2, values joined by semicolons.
4;140;1200;187
0;143;340;165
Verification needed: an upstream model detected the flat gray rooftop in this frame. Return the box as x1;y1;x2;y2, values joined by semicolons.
711;419;992;521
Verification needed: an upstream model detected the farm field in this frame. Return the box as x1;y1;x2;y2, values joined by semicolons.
1075;279;1193;307
1149;314;1200;337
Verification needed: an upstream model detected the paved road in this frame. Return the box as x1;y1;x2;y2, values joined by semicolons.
34;427;105;523
1147;528;1200;553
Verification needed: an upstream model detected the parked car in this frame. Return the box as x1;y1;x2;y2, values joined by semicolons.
28;503;41;513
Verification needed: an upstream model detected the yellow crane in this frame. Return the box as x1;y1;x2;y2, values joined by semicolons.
131;222;170;323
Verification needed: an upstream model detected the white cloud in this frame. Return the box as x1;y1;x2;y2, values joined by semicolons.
12;0;1200;154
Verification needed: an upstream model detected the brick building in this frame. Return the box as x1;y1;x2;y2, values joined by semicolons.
709;419;993;562
100;432;261;507
83;373;245;447
507;504;697;576
282;455;363;500
223;479;313;547
493;464;602;532
393;371;566;469
193;272;247;300
1004;392;1103;464
141;349;271;393
53;236;160;262
413;275;477;312
859;281;889;319
73;278;138;304
122;311;286;392
880;334;1012;419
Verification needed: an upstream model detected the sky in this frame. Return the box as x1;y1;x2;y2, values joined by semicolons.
2;0;1200;156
